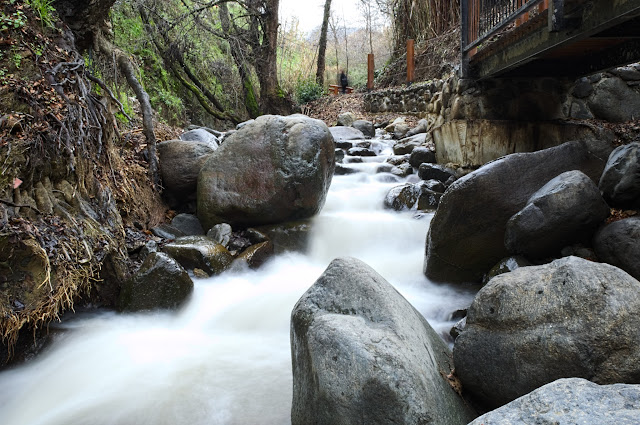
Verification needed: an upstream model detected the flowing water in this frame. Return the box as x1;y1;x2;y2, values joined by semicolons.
0;138;475;425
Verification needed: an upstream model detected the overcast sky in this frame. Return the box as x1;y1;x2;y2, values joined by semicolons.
279;0;364;34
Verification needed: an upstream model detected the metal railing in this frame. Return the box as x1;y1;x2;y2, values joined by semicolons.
461;0;551;75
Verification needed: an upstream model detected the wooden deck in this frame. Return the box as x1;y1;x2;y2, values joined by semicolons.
462;0;640;79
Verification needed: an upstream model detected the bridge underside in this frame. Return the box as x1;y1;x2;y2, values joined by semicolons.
469;0;640;79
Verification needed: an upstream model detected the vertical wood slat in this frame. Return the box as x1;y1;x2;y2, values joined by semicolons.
367;54;374;90
406;39;415;83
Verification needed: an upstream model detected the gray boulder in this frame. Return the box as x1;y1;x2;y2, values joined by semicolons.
418;163;456;183
352;120;375;138
329;126;365;143
504;170;610;258
454;256;640;407
198;115;335;229
206;223;232;247
347;147;376;157
163;236;233;276
291;257;477;425
405;118;429;137
409;147;436;168
594;217;640;280
425;140;612;283
588;77;640;122
469;378;640;425
119;252;193;311
337;112;356;127
171;213;205;236
179;128;219;147
384;182;442;211
158;140;216;198
393;133;426;155
599;142;640;208
151;223;186;240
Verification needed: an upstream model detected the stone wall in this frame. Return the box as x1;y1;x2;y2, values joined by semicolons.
364;64;640;166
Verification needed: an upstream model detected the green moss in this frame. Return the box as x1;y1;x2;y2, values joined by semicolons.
244;80;260;118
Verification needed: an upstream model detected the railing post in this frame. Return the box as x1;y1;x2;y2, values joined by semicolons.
461;0;469;77
367;53;374;90
407;39;415;84
549;0;565;32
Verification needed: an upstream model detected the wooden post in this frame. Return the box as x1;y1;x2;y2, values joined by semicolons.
367;53;374;90
539;0;549;12
406;39;414;84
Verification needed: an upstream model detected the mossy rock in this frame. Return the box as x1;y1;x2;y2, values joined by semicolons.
233;241;274;269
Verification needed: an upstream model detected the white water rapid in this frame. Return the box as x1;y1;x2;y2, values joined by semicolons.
0;137;475;425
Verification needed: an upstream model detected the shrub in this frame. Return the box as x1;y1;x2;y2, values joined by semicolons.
295;78;324;104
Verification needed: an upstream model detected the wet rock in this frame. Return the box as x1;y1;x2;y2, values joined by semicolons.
422;179;446;193
450;317;466;339
254;219;312;254
335;140;353;149
418;163;456;182
179;128;219;148
384;182;442;211
482;255;532;286
347;147;376;157
139;240;158;261
386;154;410;166
171;213;205;236
504;170;610;259
393;133;427;155
425;140;612;283
599;142;640;208
163;236;233;275
593;217;640;280
291;257;477;425
335;164;358;175
206;223;232;247
611;66;640;81
468;378;640;425
158;140;217;200
337;112;356;127
390;163;413;177
118;252;193;311
405;118;429;137
384;117;405;133
375;163;394;173
233;241;274;269
329;126;365;143
198;115;334;229
352;120;375;138
334;148;345;163
151;224;186;240
409;147;436;168
454;256;640;407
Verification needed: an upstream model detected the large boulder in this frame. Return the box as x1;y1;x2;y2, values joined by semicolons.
587;77;640;122
352;120;375;138
198;115;335;229
291;257;477;425
469;378;640;425
158;140;217;198
118;252;193;311
454;256;640;407
384;182;442;211
336;112;356;127
425;140;612;283
504;170;610;258
162;236;233;276
170;213;205;236
593;217;640;281
409;147;436;168
599;142;640;208
393;133;427;155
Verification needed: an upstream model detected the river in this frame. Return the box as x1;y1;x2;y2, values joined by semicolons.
0;137;475;425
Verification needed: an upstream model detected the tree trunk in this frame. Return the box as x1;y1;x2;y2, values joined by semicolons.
315;0;332;86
